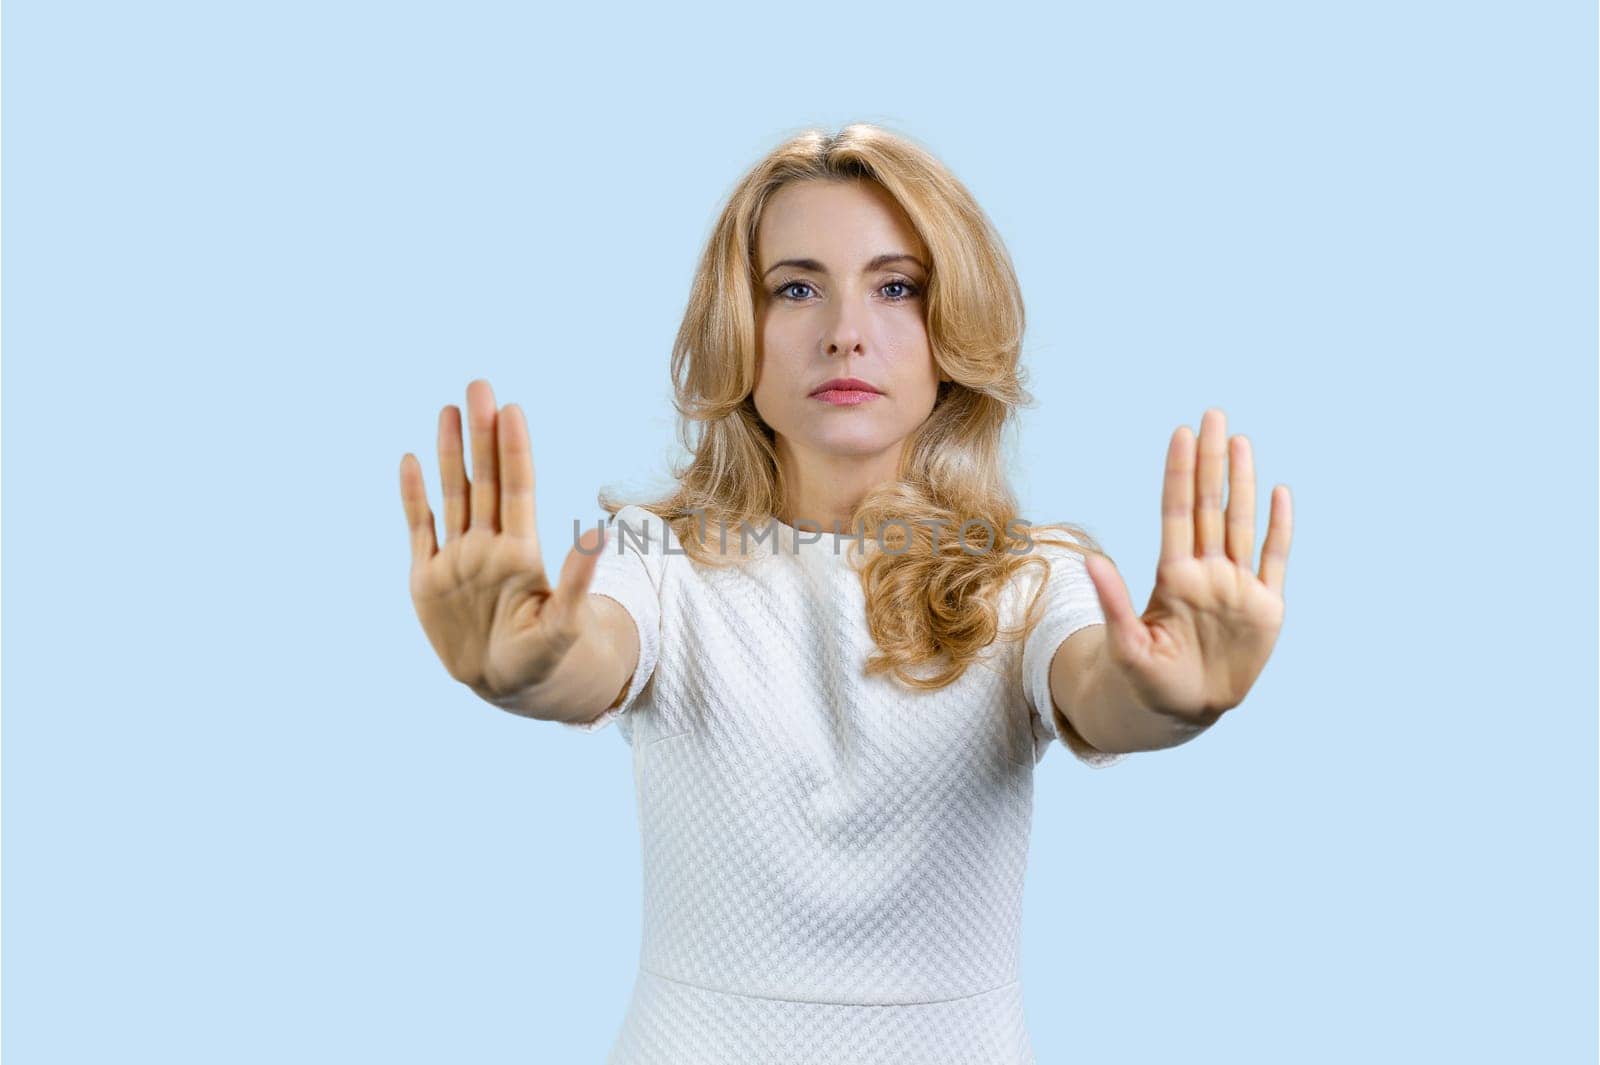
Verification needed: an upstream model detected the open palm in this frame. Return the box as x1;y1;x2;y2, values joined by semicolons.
1082;408;1293;727
399;378;606;702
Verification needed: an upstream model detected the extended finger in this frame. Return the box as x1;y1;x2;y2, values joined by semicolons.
498;403;539;543
1160;425;1196;564
1225;434;1256;567
438;405;470;542
1080;550;1154;665
551;524;608;624
398;453;439;566
1258;485;1293;595
466;379;501;532
1194;408;1227;557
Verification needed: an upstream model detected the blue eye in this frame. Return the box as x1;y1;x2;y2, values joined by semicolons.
772;279;921;302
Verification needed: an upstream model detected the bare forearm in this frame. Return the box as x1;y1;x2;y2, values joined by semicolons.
1071;645;1220;754
470;599;634;725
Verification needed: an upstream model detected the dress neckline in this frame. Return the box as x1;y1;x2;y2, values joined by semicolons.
764;515;874;562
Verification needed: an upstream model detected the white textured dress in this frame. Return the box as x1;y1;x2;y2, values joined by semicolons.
562;504;1129;1065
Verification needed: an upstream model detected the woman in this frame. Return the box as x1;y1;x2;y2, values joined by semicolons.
398;124;1292;1064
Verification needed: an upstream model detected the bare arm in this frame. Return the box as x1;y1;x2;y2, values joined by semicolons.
473;592;639;725
1049;624;1215;754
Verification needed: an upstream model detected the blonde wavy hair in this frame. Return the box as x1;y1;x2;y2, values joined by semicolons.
599;122;1108;690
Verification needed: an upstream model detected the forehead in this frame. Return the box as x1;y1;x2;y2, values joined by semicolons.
756;179;926;267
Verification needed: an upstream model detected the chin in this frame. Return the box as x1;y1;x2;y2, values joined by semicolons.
801;425;905;457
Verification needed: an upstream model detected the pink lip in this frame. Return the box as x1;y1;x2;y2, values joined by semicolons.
809;377;882;400
811;389;882;406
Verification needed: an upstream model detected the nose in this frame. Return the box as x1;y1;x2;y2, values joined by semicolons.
824;304;866;358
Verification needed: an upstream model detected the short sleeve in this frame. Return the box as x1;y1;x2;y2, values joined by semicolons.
1018;534;1130;769
558;504;665;738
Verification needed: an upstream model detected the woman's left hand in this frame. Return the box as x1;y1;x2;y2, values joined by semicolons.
1081;408;1293;728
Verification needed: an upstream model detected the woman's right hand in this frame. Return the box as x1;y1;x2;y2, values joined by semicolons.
398;378;606;704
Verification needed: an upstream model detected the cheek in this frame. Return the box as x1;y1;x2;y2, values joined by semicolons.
756;323;804;383
887;323;936;381
754;323;779;391
751;351;791;408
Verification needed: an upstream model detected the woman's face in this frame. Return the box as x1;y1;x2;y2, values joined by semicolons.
751;178;943;467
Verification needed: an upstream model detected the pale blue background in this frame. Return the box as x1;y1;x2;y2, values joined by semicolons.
5;1;1594;1062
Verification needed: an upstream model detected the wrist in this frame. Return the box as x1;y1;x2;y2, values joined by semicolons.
1084;653;1217;753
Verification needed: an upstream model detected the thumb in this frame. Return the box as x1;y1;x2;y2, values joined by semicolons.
1081;550;1147;662
551;524;607;622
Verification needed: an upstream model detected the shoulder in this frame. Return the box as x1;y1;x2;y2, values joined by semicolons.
609;503;669;538
1018;523;1090;552
601;505;682;582
1010;525;1093;581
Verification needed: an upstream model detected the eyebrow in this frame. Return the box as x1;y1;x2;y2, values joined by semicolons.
761;253;929;279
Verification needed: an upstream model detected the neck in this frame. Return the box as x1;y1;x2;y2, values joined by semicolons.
773;437;904;534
